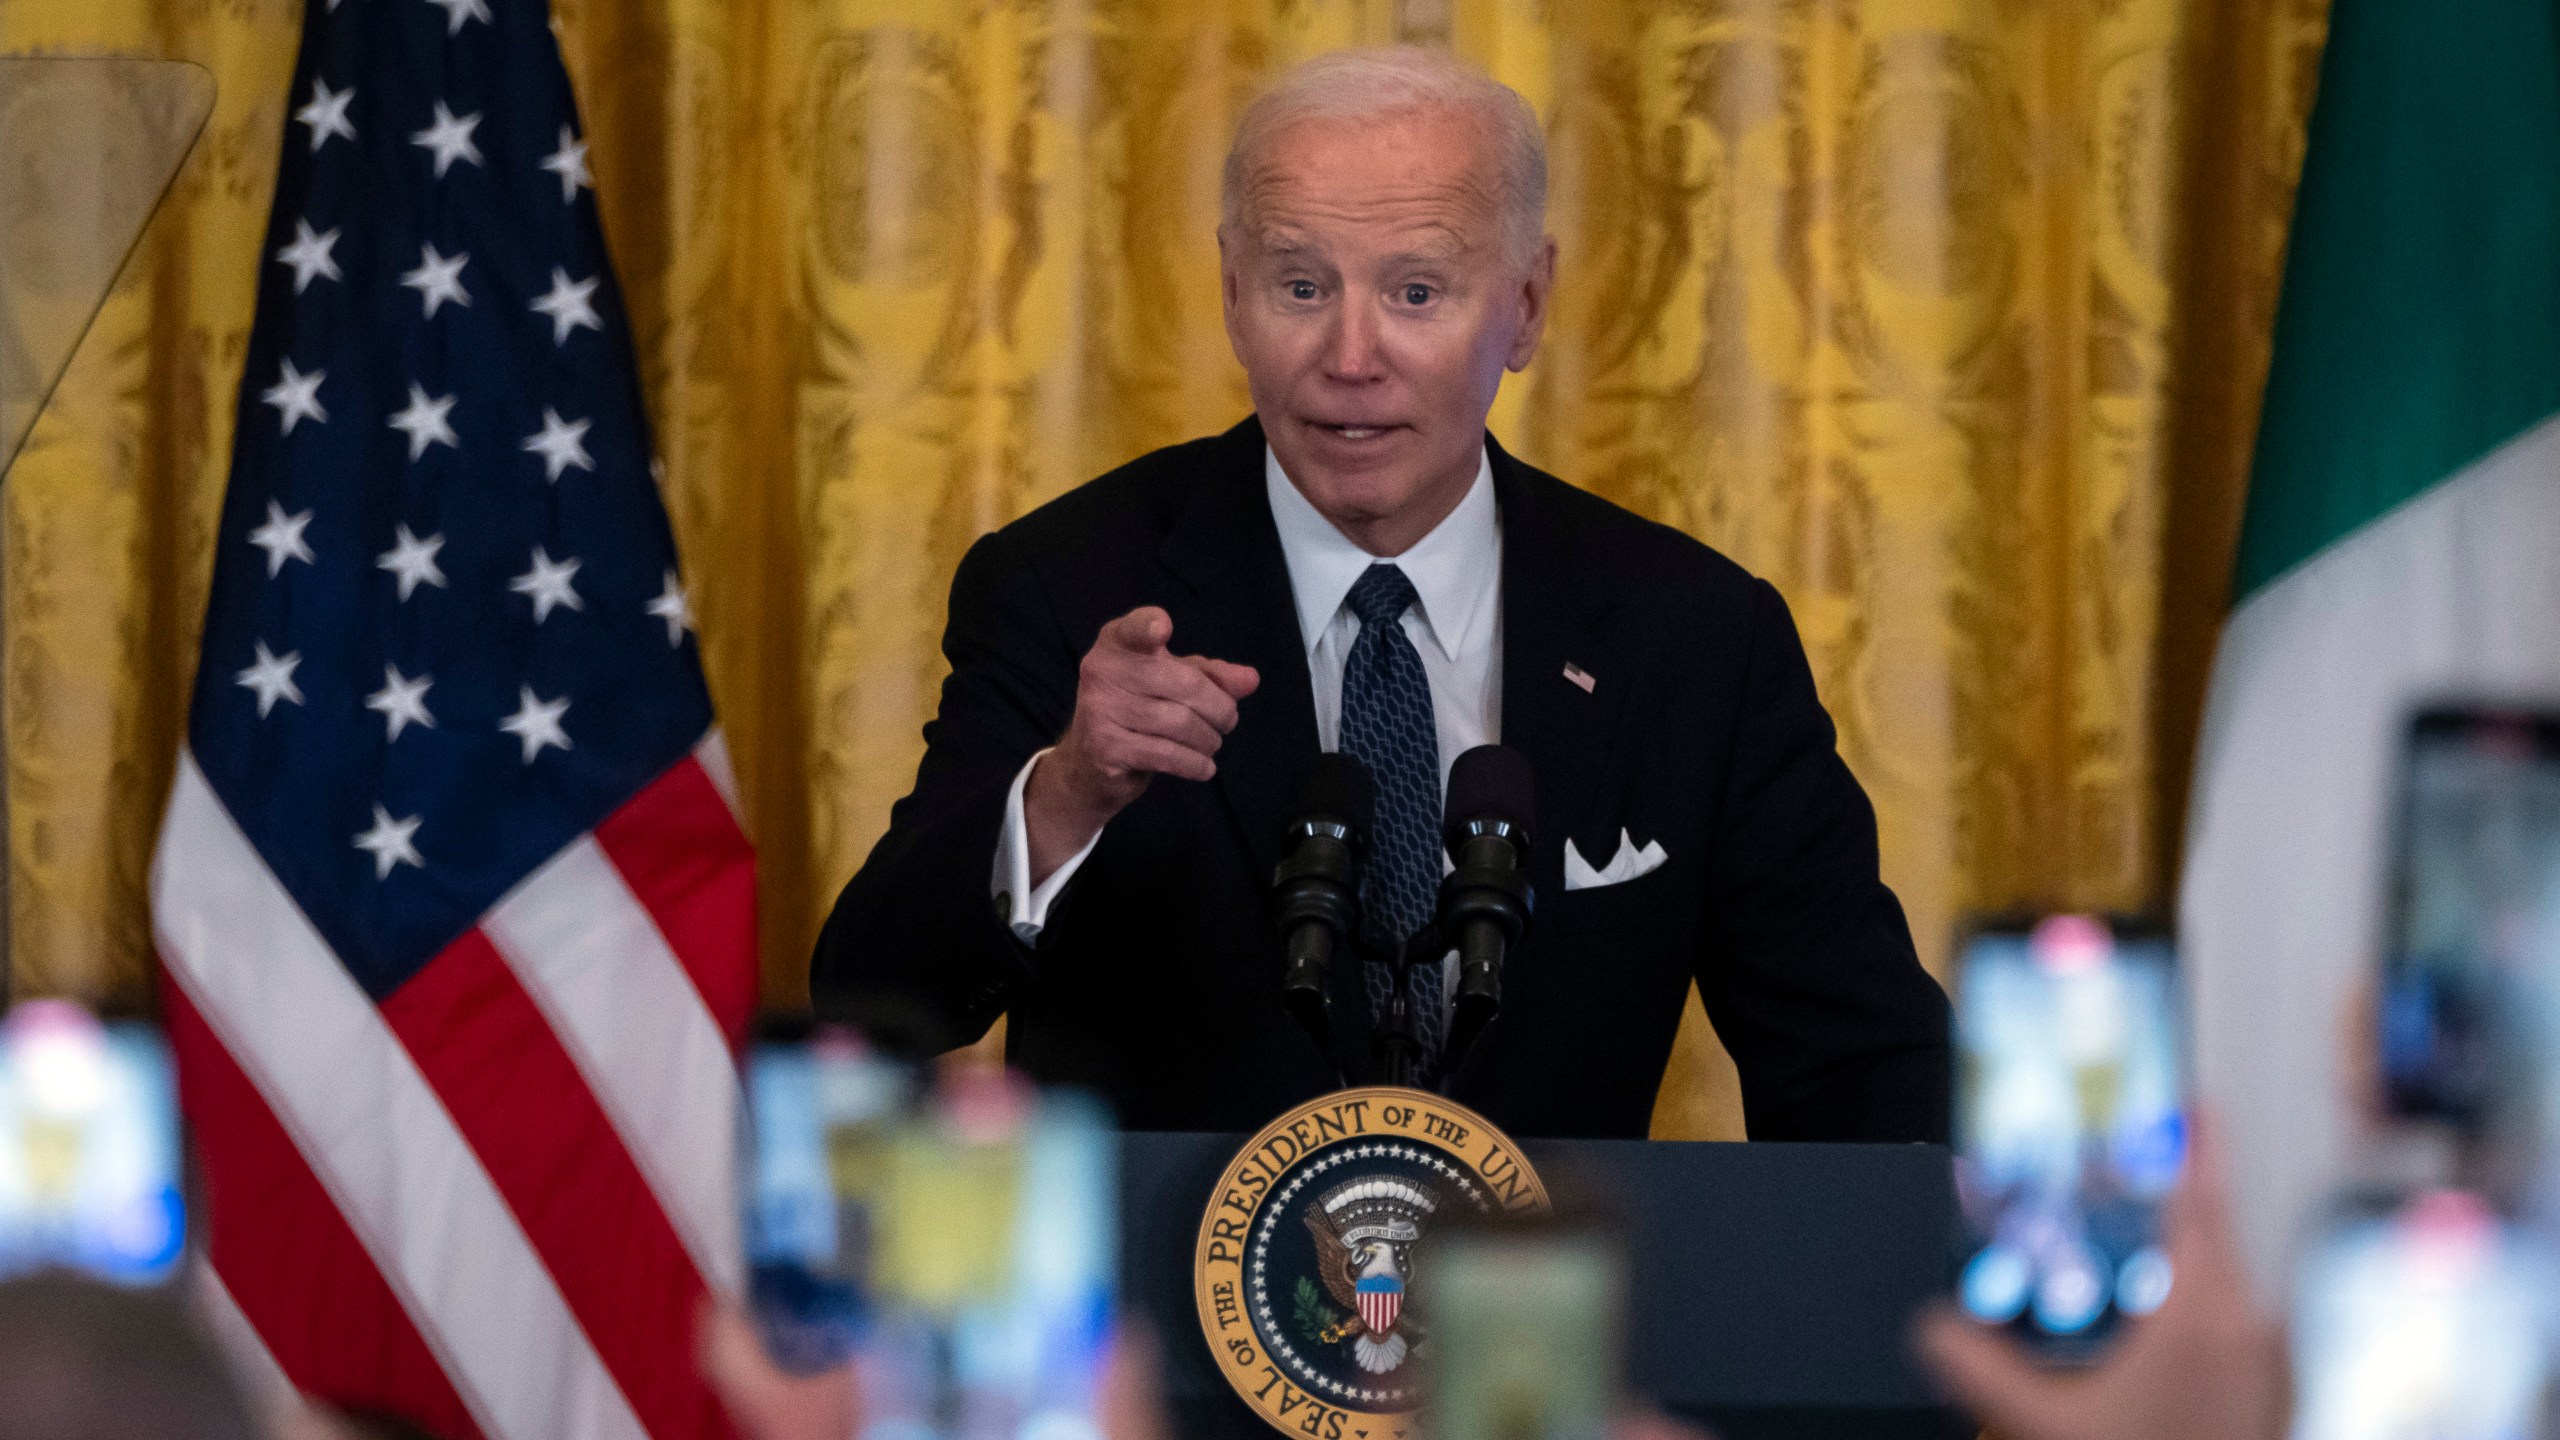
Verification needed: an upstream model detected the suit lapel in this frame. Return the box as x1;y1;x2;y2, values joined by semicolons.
1492;436;1628;900
1156;417;1324;891
1159;419;1374;1078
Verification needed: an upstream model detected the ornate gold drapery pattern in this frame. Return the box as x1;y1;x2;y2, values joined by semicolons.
0;0;2328;1138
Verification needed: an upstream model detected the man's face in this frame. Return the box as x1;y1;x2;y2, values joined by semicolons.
1221;109;1554;552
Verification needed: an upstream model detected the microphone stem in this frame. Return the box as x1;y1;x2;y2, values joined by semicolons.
1379;996;1417;1089
1283;924;1329;982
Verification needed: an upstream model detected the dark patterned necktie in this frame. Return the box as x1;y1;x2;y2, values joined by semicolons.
1336;563;1445;1073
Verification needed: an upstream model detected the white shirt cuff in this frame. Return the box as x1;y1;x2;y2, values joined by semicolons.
992;747;1103;943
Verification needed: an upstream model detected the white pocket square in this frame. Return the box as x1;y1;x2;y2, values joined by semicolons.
1562;830;1667;891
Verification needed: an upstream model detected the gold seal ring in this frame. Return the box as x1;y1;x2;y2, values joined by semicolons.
1192;1087;1550;1438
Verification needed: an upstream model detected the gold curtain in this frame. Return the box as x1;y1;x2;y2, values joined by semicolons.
0;0;2327;1139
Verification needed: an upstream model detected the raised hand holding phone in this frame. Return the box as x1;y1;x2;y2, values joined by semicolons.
1917;1114;2286;1440
1950;916;2187;1360
0;1000;185;1286
735;1031;1116;1440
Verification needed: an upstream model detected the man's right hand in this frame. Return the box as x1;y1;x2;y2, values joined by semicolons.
1024;606;1260;884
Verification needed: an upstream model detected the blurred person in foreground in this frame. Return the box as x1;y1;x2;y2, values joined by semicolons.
0;1270;261;1440
695;1304;1151;1440
279;1411;442;1440
813;44;1947;1144
696;1302;1709;1440
1915;1119;2290;1440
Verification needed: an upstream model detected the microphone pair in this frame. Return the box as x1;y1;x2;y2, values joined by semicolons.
1272;745;1536;1070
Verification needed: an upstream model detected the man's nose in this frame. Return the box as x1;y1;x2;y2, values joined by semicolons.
1322;298;1385;382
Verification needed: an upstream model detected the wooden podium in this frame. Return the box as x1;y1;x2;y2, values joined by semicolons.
1120;1132;1971;1440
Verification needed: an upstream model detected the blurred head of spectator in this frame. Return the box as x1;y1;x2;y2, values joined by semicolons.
279;1409;444;1440
696;1299;1709;1440
0;1270;261;1440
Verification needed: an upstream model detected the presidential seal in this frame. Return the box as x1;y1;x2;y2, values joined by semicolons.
1194;1087;1549;1438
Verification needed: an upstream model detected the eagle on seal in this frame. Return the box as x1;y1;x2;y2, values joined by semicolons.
1305;1176;1438;1374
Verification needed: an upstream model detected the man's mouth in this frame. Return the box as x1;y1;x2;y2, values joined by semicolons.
1311;421;1399;441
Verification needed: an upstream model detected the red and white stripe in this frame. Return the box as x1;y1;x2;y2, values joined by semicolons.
155;734;756;1440
1358;1288;1400;1336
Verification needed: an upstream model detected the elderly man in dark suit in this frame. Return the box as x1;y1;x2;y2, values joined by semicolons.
811;46;1950;1142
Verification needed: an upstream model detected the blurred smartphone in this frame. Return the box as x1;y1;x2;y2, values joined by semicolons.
741;1024;910;1372
743;1034;1117;1437
1952;915;2186;1361
2379;709;2560;1129
859;1072;1116;1440
1421;1218;1625;1440
2291;1190;2558;1440
0;1000;186;1285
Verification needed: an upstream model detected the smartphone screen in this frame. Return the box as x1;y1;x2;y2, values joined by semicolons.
858;1075;1115;1440
2291;1190;2558;1440
741;1038;1115;1438
1952;915;2185;1358
0;1000;186;1285
2380;710;2560;1127
1421;1225;1624;1440
742;1028;910;1372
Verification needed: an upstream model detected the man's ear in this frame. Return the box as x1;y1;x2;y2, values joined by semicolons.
1505;237;1558;373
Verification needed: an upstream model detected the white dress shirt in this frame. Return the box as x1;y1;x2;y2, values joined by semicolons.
993;445;1504;941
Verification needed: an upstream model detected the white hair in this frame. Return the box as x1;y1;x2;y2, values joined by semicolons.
1220;47;1548;270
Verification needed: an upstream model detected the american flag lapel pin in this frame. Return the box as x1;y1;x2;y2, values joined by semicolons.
1563;661;1596;694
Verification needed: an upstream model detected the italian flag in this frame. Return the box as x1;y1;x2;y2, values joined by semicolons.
2182;0;2560;1277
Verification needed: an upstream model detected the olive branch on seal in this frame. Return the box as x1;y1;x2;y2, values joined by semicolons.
1292;1276;1357;1345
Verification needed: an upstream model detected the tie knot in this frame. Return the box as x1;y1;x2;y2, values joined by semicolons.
1345;563;1420;632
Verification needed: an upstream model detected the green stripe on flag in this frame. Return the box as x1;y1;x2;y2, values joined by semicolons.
2237;0;2560;601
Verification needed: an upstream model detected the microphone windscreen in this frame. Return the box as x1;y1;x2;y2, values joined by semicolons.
1295;751;1376;833
1444;744;1535;848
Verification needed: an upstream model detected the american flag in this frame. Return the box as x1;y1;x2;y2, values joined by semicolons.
149;2;756;1437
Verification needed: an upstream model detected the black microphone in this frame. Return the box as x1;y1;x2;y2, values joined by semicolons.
1437;744;1534;1065
1273;753;1374;1044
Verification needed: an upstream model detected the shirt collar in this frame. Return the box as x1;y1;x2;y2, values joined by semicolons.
1264;444;1499;665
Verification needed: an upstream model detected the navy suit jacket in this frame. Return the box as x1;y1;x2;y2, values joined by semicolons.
812;416;1951;1141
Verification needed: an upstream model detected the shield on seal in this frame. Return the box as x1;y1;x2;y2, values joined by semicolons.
1356;1272;1402;1334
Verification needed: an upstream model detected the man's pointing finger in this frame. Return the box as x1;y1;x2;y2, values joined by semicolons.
1184;655;1260;701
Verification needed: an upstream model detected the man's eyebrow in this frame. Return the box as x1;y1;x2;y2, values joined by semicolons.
1385;240;1469;266
1249;225;1475;265
1385;224;1474;264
